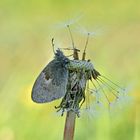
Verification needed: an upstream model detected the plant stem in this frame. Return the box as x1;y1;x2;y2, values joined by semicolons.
63;111;76;140
63;48;79;140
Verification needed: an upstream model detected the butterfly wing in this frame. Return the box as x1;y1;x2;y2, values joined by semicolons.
31;59;68;103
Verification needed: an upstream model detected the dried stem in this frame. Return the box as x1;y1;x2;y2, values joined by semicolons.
63;49;79;140
63;111;76;140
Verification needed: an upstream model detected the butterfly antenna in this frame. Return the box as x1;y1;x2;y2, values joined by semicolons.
51;38;55;54
59;48;73;50
66;54;73;57
82;32;90;60
100;75;125;91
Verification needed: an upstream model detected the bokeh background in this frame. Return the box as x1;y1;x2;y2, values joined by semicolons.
0;0;140;140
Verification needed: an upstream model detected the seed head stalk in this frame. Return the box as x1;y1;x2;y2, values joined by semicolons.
63;48;79;140
63;111;76;140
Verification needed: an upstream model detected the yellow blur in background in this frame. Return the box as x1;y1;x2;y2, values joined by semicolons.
0;0;140;140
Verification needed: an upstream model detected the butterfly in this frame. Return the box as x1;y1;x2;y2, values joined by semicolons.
32;49;69;103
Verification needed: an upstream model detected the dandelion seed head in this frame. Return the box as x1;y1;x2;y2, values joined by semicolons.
75;26;96;37
81;105;101;119
54;14;83;29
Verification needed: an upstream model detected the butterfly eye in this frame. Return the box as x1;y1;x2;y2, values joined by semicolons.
64;58;69;64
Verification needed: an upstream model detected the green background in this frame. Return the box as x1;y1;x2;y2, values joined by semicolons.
0;0;140;140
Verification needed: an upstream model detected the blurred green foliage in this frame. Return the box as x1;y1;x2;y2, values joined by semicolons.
0;0;140;140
